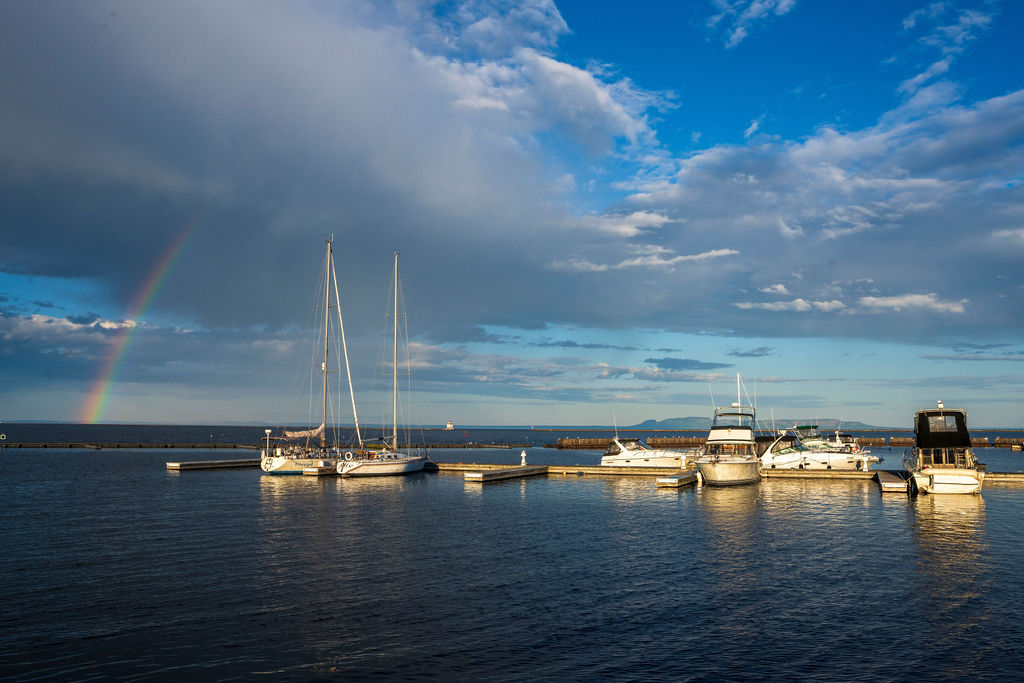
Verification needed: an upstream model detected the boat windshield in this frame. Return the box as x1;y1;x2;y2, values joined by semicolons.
705;443;756;456
712;407;755;428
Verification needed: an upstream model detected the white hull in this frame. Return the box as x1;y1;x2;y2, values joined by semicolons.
600;452;691;467
261;455;340;475
909;469;984;494
763;452;881;471
697;459;761;486
337;454;428;477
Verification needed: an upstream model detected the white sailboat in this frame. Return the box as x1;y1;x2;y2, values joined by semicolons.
338;252;429;477
261;238;362;475
695;374;762;486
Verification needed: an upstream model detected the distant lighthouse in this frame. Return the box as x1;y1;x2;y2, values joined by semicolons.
445;419;454;431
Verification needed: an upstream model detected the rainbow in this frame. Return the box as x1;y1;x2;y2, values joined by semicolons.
79;220;199;424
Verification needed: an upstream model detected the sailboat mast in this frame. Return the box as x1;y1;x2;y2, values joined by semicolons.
330;245;362;447
320;240;331;445
392;251;399;449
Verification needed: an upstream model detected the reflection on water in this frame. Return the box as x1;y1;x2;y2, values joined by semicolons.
908;494;990;676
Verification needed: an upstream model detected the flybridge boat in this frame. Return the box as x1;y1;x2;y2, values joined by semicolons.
760;430;882;471
695;374;762;486
903;402;985;495
336;252;428;477
599;436;697;468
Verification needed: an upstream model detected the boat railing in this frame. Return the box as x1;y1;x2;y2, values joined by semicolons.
908;447;976;469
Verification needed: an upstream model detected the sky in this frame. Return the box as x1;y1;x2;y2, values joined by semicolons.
1;0;1023;428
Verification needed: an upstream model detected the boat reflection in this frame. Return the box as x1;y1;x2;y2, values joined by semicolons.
909;492;990;669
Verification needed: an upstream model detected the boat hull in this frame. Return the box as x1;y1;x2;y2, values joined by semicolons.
909;469;984;494
261;456;340;475
697;459;761;486
337;454;428;477
600;453;690;468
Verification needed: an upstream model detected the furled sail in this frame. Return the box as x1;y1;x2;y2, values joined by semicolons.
284;423;325;440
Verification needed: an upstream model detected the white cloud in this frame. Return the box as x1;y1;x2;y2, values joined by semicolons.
579;210;673;237
760;283;790;295
743;117;762;139
858;293;968;314
708;0;798;48
734;298;844;312
553;246;738;272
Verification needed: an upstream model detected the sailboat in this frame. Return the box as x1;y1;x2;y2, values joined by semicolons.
694;374;762;486
261;238;362;475
337;252;429;476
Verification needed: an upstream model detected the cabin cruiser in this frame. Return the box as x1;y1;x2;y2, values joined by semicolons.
904;401;984;494
695;376;762;486
600;436;696;467
760;430;881;471
795;425;872;455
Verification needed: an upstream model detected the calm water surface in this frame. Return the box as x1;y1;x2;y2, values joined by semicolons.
2;442;1024;680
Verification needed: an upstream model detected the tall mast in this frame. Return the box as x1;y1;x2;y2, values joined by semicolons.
392;251;399;449
330;244;362;447
736;372;742;426
320;239;331;445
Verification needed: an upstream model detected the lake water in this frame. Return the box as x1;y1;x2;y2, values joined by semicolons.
2;426;1024;680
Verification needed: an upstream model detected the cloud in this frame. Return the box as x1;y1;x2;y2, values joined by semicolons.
743;117;762;139
760;283;789;295
553;246;738;272
579;210;673;237
644;356;733;371
734;298;844;312
898;5;996;95
858;293;967;314
727;346;774;358
707;0;797;48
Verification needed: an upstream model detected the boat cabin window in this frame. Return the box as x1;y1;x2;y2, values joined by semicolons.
920;448;971;467
928;415;959;432
706;443;755;456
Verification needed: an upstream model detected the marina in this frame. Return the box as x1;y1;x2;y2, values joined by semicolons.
7;439;1024;681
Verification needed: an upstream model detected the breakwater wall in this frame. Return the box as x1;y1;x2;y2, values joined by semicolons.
555;435;1021;449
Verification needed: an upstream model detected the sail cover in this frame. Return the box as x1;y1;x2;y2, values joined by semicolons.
284;423;325;440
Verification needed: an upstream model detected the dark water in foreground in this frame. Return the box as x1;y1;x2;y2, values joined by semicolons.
3;427;1024;680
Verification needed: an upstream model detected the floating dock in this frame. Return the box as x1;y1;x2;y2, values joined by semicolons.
875;470;909;493
166;459;260;470
656;470;699;488
463;465;548;482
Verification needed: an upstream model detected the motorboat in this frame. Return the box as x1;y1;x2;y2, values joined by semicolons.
600;436;697;467
759;431;807;469
695;374;762;486
795;425;872;455
760;430;881;471
904;401;985;494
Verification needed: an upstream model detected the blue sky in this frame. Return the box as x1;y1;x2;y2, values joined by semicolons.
2;0;1023;427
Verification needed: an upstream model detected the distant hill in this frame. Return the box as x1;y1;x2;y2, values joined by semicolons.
628;417;888;430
